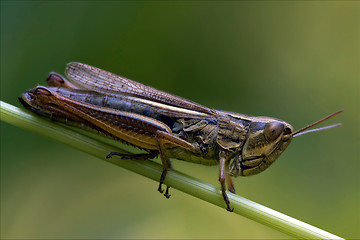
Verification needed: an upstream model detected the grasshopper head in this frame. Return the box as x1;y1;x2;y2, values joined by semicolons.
229;110;343;177
230;117;293;176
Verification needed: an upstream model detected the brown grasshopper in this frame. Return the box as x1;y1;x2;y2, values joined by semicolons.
19;62;342;211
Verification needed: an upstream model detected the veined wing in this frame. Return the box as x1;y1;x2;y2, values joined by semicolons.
65;62;215;118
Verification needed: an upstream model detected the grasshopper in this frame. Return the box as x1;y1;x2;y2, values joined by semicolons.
19;62;342;211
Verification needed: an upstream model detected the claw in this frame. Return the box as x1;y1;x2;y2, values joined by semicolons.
158;183;164;193
164;186;171;198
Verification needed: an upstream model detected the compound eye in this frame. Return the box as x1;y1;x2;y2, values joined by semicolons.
264;122;284;142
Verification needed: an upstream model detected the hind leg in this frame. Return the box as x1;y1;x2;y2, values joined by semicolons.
106;151;158;160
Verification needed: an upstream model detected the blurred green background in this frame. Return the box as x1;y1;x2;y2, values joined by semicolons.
1;1;359;239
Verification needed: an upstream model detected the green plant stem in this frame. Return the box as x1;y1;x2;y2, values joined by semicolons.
1;101;343;239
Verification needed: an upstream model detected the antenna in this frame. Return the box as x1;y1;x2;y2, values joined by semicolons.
292;110;343;137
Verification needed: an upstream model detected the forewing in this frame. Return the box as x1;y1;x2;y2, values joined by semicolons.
65;62;215;117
